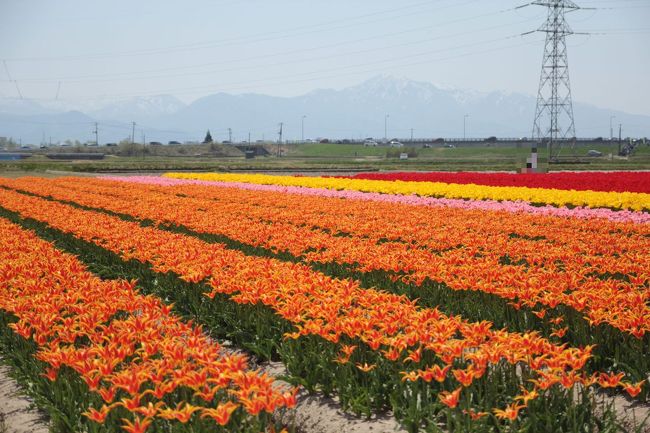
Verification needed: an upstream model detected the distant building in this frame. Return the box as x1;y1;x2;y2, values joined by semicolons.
234;144;270;157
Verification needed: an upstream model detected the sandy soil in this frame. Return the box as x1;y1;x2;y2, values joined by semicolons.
600;390;650;433
0;365;49;433
262;361;406;433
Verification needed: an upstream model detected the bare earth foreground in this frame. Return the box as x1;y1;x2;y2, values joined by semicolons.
0;364;49;433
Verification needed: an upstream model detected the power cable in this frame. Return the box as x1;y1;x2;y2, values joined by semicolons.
2;60;23;99
4;0;474;62
1;1;509;84
37;36;544;101
4;16;540;85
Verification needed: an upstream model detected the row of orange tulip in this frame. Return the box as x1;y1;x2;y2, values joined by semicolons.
6;177;647;338
0;186;641;420
0;216;294;433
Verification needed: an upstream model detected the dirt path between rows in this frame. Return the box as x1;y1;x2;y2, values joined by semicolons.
0;364;49;433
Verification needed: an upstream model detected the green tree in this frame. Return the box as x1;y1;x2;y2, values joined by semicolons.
203;130;213;144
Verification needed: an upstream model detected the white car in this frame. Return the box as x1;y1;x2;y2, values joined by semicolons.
364;140;378;146
389;140;404;147
587;149;603;157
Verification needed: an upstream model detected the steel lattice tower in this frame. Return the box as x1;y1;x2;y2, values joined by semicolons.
531;1;580;162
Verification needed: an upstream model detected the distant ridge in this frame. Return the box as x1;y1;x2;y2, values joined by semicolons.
1;76;648;144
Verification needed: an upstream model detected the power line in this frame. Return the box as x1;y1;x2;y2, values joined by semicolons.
1;4;523;85
3;34;540;103
3;0;476;63
2;60;23;99
2;61;13;81
5;19;539;86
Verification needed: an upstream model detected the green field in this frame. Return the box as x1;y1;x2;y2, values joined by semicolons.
1;142;649;174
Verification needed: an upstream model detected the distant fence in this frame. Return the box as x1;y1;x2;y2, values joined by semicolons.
282;138;635;147
45;153;105;160
0;152;32;161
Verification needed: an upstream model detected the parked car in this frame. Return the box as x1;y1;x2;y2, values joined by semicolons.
389;140;404;148
364;139;378;147
444;143;456;148
587;149;603;157
319;139;330;144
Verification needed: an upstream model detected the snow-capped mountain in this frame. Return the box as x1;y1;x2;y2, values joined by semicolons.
1;76;648;144
87;95;186;122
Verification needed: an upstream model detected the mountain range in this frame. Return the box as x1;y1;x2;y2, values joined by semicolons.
1;76;648;145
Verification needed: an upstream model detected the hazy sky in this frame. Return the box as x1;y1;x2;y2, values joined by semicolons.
1;0;649;114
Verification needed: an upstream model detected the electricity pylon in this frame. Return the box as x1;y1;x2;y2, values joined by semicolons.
530;0;581;162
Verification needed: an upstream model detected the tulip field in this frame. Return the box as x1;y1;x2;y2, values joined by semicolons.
0;171;648;433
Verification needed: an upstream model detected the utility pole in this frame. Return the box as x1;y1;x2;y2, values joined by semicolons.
463;114;469;142
618;123;622;155
93;122;99;146
529;0;586;162
384;114;389;142
609;115;616;142
301;115;307;143
410;128;414;142
131;122;136;144
228;128;232;143
277;122;283;157
248;131;251;145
